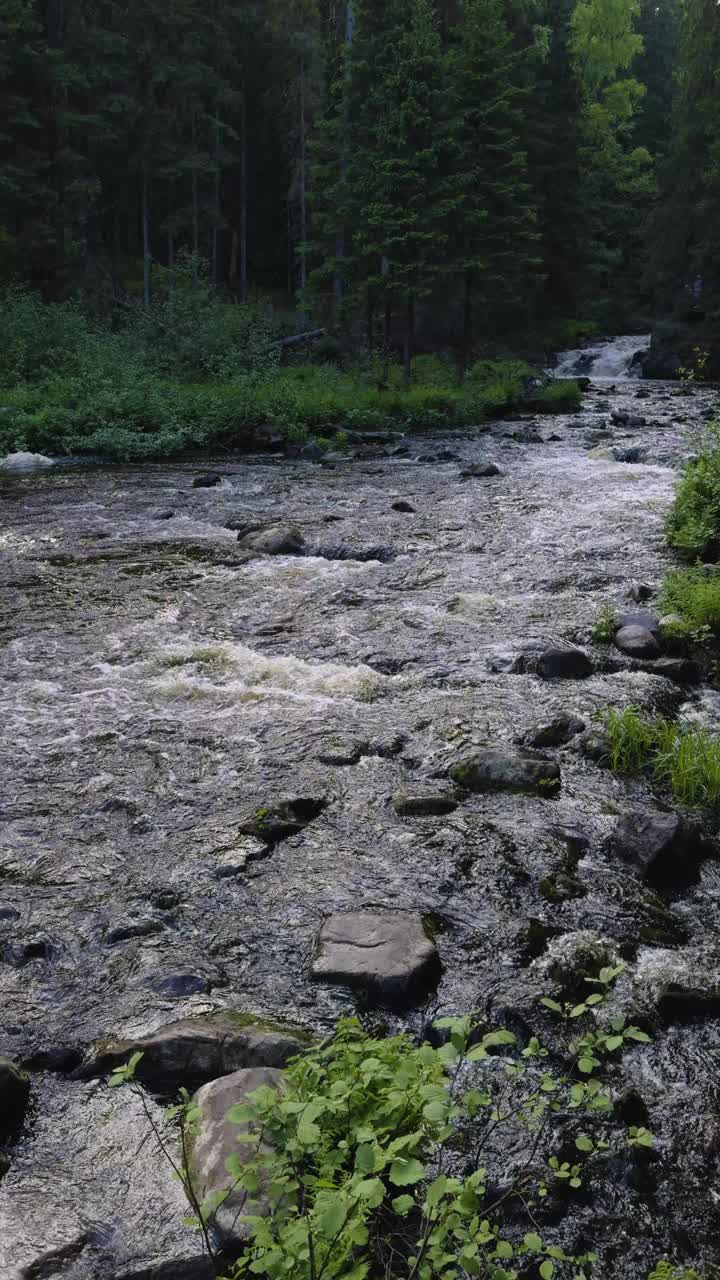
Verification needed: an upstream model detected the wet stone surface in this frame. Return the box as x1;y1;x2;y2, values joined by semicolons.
1;354;720;1275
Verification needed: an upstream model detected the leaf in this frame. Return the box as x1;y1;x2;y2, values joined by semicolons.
425;1175;449;1207
605;1035;624;1051
389;1158;425;1187
465;1044;489;1062
495;1241;514;1259
481;1029;516;1049
569;1004;587;1018
317;1198;347;1239
354;1177;385;1207
577;1056;597;1074
423;1098;449;1122
540;1261;554;1279
585;993;604;1006
392;1194;415;1216
540;997;563;1013
625;1027;652;1042
524;1232;544;1252
575;1135;594;1152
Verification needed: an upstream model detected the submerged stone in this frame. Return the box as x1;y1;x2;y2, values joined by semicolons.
391;500;416;512
237;796;327;846
526;714;586;748
450;749;561;795
237;525;305;556
192;471;222;488
311;910;440;1007
536;646;593;679
460;461;501;478
392;790;458;817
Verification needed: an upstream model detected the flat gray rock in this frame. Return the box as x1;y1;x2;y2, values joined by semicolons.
311;911;440;1007
450;750;561;795
190;1067;284;1247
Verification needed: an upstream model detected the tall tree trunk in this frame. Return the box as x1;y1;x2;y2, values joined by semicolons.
403;295;414;388
239;87;248;300
142;162;151;308
49;0;67;288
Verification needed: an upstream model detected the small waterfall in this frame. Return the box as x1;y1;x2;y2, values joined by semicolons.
553;334;651;380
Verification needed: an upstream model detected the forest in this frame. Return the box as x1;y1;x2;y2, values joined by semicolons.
0;0;716;462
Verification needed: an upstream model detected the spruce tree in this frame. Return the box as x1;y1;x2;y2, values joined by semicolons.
446;0;541;372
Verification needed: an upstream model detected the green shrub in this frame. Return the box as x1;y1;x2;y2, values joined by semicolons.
0;288;101;387
659;565;720;635
665;446;720;561
591;605;619;644
532;380;582;413
601;705;720;807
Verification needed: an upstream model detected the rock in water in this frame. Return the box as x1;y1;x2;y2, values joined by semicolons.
237;525;305;556
311;911;440;1007
536;646;593;679
81;1013;311;1091
391;500;416;513
449;750;561;795
616;609;660;634
611;809;699;885
392;790;458;817
460;461;501;478
0;451;54;471
192;471;222;488
190;1067;284;1247
615;625;661;659
525;714;586;748
237;796;327;846
0;1057;30;1139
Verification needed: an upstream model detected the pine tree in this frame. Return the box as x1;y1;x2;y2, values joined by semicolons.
447;0;541;372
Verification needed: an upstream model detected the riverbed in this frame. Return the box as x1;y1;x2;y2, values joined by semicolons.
2;344;720;1278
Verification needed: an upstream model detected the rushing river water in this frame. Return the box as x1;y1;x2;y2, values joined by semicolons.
2;341;720;1279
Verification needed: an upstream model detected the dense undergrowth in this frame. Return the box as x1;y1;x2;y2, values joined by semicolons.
114;983;700;1280
0;274;580;462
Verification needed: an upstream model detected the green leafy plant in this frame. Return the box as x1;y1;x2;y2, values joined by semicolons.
659;565;720;637
591;604;618;644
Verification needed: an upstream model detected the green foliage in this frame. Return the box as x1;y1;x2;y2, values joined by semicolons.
647;1264;700;1280
659;565;720;636
601;704;720;807
531;380;582;412
666;437;720;561
591;604;619;644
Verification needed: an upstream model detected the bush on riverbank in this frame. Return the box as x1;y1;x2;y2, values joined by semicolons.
659;566;720;637
665;412;720;561
0;285;580;461
602;706;720;807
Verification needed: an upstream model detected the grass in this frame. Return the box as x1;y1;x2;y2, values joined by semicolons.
591;604;619;644
659;564;720;636
602;705;720;808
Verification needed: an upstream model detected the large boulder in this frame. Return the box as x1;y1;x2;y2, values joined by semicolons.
237;525;305;556
311;911;440;1007
450;750;561;795
615;625;661;659
536;645;593;680
0;1058;30;1140
80;1013;311;1091
190;1068;284;1248
0;451;54;471
611;809;699;886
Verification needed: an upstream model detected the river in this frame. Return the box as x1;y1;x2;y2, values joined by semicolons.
1;341;720;1278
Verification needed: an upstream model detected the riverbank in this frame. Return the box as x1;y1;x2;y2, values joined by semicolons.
1;355;720;1278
